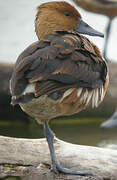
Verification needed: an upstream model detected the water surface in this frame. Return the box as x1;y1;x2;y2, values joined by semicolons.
0;118;117;148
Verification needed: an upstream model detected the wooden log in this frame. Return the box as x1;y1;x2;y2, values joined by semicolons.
0;135;117;179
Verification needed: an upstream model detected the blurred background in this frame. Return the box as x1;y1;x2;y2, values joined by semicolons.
0;1;117;179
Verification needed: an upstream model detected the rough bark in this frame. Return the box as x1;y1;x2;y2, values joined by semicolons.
0;135;117;180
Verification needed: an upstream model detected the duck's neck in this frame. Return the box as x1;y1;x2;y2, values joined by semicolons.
35;9;58;40
35;19;55;39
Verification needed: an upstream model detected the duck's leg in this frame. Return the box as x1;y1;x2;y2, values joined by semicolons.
44;122;90;176
103;18;112;59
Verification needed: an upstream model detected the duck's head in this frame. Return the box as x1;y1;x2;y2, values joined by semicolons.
35;1;104;39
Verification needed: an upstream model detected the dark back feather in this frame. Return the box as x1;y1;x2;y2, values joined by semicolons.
10;32;108;99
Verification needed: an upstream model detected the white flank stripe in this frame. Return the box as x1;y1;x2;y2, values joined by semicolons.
80;89;88;103
23;84;35;95
92;90;96;108
80;95;85;103
100;87;104;102
83;89;88;101
60;88;74;102
95;89;99;107
77;88;83;97
86;91;93;106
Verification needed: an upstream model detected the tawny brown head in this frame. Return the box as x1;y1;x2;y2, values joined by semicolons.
35;1;104;39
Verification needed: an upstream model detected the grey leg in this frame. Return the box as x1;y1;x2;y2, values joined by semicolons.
103;18;112;59
44;122;90;175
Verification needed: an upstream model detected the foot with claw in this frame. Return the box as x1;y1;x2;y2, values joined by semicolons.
44;122;91;176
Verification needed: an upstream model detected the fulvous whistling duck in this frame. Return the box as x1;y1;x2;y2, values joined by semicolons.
10;1;109;175
73;0;117;58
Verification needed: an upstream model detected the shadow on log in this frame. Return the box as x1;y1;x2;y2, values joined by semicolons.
0;135;117;179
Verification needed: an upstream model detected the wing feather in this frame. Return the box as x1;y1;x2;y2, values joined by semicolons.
10;32;107;100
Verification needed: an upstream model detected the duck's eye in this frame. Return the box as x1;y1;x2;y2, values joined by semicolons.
64;12;71;17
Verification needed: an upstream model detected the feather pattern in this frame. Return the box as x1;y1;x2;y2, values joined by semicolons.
60;88;74;102
10;32;108;117
77;88;83;97
95;89;99;107
10;32;108;99
85;90;93;106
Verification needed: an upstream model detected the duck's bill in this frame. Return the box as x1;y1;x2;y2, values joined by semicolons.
75;19;104;38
